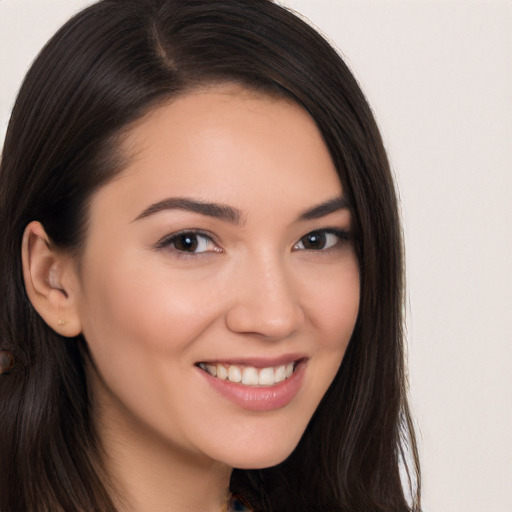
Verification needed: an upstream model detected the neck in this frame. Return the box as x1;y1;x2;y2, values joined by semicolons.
91;375;232;512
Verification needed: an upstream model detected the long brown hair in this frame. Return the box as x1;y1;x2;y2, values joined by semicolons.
0;1;420;510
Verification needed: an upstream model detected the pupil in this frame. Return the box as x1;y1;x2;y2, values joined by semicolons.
304;232;326;249
176;234;197;252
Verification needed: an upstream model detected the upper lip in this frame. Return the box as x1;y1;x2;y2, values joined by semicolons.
196;354;307;368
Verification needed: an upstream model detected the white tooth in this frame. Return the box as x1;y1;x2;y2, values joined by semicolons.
242;367;259;386
258;367;275;386
228;365;242;383
205;364;217;377
285;362;294;378
216;365;228;380
274;365;286;383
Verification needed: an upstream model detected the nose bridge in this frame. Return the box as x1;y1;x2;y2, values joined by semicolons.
225;248;305;339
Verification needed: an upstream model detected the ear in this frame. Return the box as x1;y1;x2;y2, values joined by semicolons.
21;221;82;337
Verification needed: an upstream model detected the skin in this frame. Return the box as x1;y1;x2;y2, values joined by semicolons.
23;86;360;512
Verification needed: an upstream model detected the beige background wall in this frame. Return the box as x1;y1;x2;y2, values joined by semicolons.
1;1;511;510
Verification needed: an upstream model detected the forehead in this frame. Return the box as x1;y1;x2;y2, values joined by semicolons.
90;86;342;223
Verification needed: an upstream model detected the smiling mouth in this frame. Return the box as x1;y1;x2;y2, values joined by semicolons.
196;361;298;387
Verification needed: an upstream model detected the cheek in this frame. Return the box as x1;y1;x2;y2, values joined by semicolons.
76;256;229;442
77;252;225;372
85;264;215;342
297;255;360;398
304;259;360;350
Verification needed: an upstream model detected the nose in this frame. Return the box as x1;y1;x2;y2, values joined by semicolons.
225;253;306;340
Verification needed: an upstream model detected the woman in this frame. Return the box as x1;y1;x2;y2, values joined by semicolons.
0;1;420;511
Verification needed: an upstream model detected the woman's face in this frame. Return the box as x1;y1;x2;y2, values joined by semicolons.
72;87;360;469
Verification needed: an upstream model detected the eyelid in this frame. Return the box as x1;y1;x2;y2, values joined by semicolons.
293;228;351;251
153;229;220;253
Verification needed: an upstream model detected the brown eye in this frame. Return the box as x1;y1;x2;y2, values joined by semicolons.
294;230;347;251
156;231;218;254
300;232;328;250
173;233;200;252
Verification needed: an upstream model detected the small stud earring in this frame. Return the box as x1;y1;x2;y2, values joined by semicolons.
0;350;15;375
57;318;65;327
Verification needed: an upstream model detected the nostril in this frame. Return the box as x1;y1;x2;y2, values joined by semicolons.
225;300;305;340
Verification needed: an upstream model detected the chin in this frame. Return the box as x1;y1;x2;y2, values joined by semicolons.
213;432;302;470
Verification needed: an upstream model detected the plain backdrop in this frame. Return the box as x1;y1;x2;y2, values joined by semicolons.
1;1;511;511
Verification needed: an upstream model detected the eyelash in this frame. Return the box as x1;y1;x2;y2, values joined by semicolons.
154;228;351;256
154;230;220;256
293;229;350;252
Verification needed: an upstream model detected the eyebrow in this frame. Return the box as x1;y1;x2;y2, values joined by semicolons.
133;195;349;224
134;197;242;224
298;196;349;220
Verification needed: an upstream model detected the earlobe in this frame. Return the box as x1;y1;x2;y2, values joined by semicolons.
21;221;82;337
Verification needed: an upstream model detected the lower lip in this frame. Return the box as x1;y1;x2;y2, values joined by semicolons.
197;361;306;412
